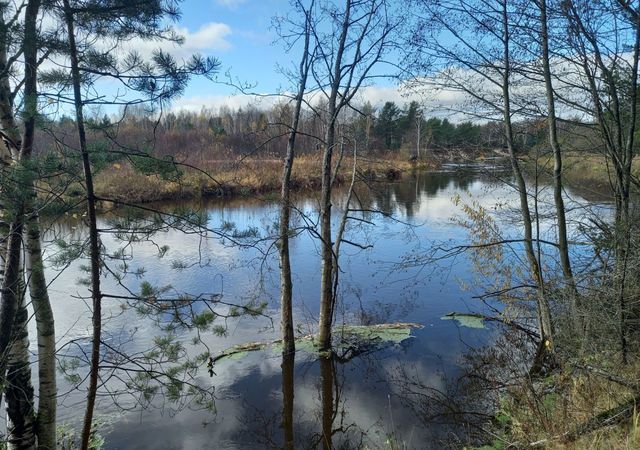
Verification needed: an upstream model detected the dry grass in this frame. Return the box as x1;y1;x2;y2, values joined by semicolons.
532;152;640;195
93;152;437;204
500;363;640;449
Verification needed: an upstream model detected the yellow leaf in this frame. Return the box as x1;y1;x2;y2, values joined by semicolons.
113;163;122;170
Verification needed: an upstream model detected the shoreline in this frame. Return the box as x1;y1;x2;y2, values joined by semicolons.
91;154;441;206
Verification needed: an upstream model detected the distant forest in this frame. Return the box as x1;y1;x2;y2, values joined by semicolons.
39;100;588;162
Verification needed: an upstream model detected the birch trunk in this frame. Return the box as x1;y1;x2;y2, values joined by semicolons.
0;3;56;445
0;0;41;427
24;214;56;450
5;289;37;450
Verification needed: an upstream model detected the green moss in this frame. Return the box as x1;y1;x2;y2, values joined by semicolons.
441;313;487;329
214;323;423;363
334;324;414;345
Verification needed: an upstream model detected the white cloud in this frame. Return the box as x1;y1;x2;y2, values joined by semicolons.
171;93;281;112
123;22;233;60
175;22;233;53
172;83;470;120
215;0;246;8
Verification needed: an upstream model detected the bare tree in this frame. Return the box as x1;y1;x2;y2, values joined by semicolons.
409;0;555;363
277;0;315;355
537;0;580;333
60;2;104;447
312;0;395;351
561;0;640;362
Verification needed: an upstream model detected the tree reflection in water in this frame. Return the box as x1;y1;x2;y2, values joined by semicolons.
243;321;535;449
282;353;294;450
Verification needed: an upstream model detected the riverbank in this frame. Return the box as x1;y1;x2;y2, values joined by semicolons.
88;150;637;206
92;153;438;204
530;152;640;196
488;361;640;449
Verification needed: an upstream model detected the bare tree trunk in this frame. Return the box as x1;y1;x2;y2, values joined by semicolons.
62;2;104;448
5;288;37;450
500;0;553;347
279;2;313;355
539;0;580;333
566;0;640;363
318;118;337;351
614;4;640;365
0;6;56;446
331;140;358;317
416;115;421;158
0;12;18;163
280;146;296;355
318;0;352;352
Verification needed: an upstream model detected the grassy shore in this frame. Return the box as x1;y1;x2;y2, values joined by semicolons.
531;152;640;196
487;362;640;450
93;153;438;204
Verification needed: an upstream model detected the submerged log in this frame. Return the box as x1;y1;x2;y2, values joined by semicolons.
210;322;424;366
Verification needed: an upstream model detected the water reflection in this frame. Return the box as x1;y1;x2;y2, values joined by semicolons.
30;163;606;448
234;331;502;449
282;354;294;450
320;356;335;450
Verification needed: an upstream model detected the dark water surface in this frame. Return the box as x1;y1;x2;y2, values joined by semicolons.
30;163;604;449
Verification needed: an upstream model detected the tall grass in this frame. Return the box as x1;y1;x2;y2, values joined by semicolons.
93;153;437;203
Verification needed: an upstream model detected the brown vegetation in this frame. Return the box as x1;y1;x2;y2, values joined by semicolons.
93;153;437;204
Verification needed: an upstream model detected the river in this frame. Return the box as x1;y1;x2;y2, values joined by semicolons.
24;161;608;449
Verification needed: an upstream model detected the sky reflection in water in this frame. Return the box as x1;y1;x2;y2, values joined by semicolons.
35;164;606;449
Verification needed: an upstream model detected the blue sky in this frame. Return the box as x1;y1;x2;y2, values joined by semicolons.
172;0;310;109
123;0;465;116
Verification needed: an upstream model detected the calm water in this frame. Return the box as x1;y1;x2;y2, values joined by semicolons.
24;162;607;449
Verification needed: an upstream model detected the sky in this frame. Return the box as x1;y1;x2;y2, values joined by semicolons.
32;0;606;122
173;0;287;108
157;0;414;113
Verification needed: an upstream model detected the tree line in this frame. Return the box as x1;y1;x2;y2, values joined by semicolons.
36;99;606;170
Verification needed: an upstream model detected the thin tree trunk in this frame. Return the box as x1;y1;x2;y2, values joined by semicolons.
416;117;421;158
280;143;296;355
500;1;553;347
318;0;352;352
0;8;19;163
567;0;639;363
539;0;579;334
279;4;313;355
615;6;640;365
331;140;358;316
62;3;104;448
318;117;337;351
